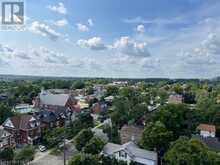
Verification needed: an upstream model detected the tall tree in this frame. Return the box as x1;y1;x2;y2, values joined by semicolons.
164;137;220;165
140;121;173;154
74;129;93;151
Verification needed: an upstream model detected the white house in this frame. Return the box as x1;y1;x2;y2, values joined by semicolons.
102;141;157;165
197;124;216;138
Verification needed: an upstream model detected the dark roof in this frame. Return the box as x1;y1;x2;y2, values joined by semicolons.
192;135;220;153
36;107;71;123
3;115;38;130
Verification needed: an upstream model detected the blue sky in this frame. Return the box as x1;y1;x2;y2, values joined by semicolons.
0;0;220;78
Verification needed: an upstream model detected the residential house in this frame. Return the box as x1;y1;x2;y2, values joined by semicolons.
33;89;78;111
120;125;144;144
102;141;157;165
168;94;183;104
0;126;15;150
13;104;36;114
90;102;108;114
35;107;72;130
197;124;216;138
193;124;220;153
3;115;41;145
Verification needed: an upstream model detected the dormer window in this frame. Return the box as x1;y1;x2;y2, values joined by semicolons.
119;151;127;158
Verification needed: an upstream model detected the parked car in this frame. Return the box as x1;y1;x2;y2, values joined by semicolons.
39;145;47;152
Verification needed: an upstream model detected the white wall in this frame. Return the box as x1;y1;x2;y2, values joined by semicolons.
200;130;215;137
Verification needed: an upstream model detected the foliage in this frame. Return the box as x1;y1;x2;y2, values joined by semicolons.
68;153;99;165
83;137;105;154
72;81;85;89
14;146;35;163
140;121;173;154
151;104;197;138
0;103;14;124
74;129;93;151
42;128;65;148
103;125;120;143
164;137;220;165
0;148;14;161
106;86;119;96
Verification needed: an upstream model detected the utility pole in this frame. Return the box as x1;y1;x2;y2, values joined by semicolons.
64;136;66;165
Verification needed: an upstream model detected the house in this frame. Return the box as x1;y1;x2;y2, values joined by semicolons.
168;94;183;104
104;96;114;104
192;124;220;153
0;126;15;150
33;89;77;111
91;102;108;114
13;104;36;114
192;135;220;153
3;115;41;145
102;141;157;165
197;124;216;138
35;107;72;130
120;125;144;144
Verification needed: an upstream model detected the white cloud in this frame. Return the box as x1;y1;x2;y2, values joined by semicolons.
40;47;69;64
77;37;106;50
179;33;220;65
136;24;145;33
54;19;68;27
124;16;185;25
140;57;160;68
76;23;89;32
47;2;67;15
29;21;61;40
88;19;94;26
112;36;151;57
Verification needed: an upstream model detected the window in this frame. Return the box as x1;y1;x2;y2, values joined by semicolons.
119;151;127;158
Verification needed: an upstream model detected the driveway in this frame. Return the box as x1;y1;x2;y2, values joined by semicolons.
29;142;77;165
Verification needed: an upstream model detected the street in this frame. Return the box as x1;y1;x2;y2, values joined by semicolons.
29;142;77;165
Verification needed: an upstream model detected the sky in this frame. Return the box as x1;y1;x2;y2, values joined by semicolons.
0;0;220;78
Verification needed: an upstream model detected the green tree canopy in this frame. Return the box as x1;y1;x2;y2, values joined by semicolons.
83;137;105;154
140;121;173;154
74;129;93;151
0;103;14;124
14;146;35;163
0;148;14;161
68;153;99;165
164;137;220;165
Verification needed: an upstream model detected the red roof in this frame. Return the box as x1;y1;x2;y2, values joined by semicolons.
197;124;216;132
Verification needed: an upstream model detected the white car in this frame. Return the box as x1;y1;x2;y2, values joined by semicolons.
39;145;47;152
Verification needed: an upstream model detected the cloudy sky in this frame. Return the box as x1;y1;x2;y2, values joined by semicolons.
0;0;220;78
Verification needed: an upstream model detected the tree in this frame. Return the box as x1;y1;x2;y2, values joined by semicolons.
164;137;220;165
106;86;119;96
43;128;65;148
111;98;130;127
78;112;94;128
140;121;173;154
74;129;93;151
83;137;105;154
14;146;35;163
0;148;14;161
151;104;197;138
68;153;99;165
72;81;85;89
0;103;14;124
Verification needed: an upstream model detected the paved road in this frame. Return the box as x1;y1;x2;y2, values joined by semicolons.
29;143;77;165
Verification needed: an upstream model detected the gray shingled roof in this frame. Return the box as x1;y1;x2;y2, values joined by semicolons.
102;141;157;161
40;93;70;106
